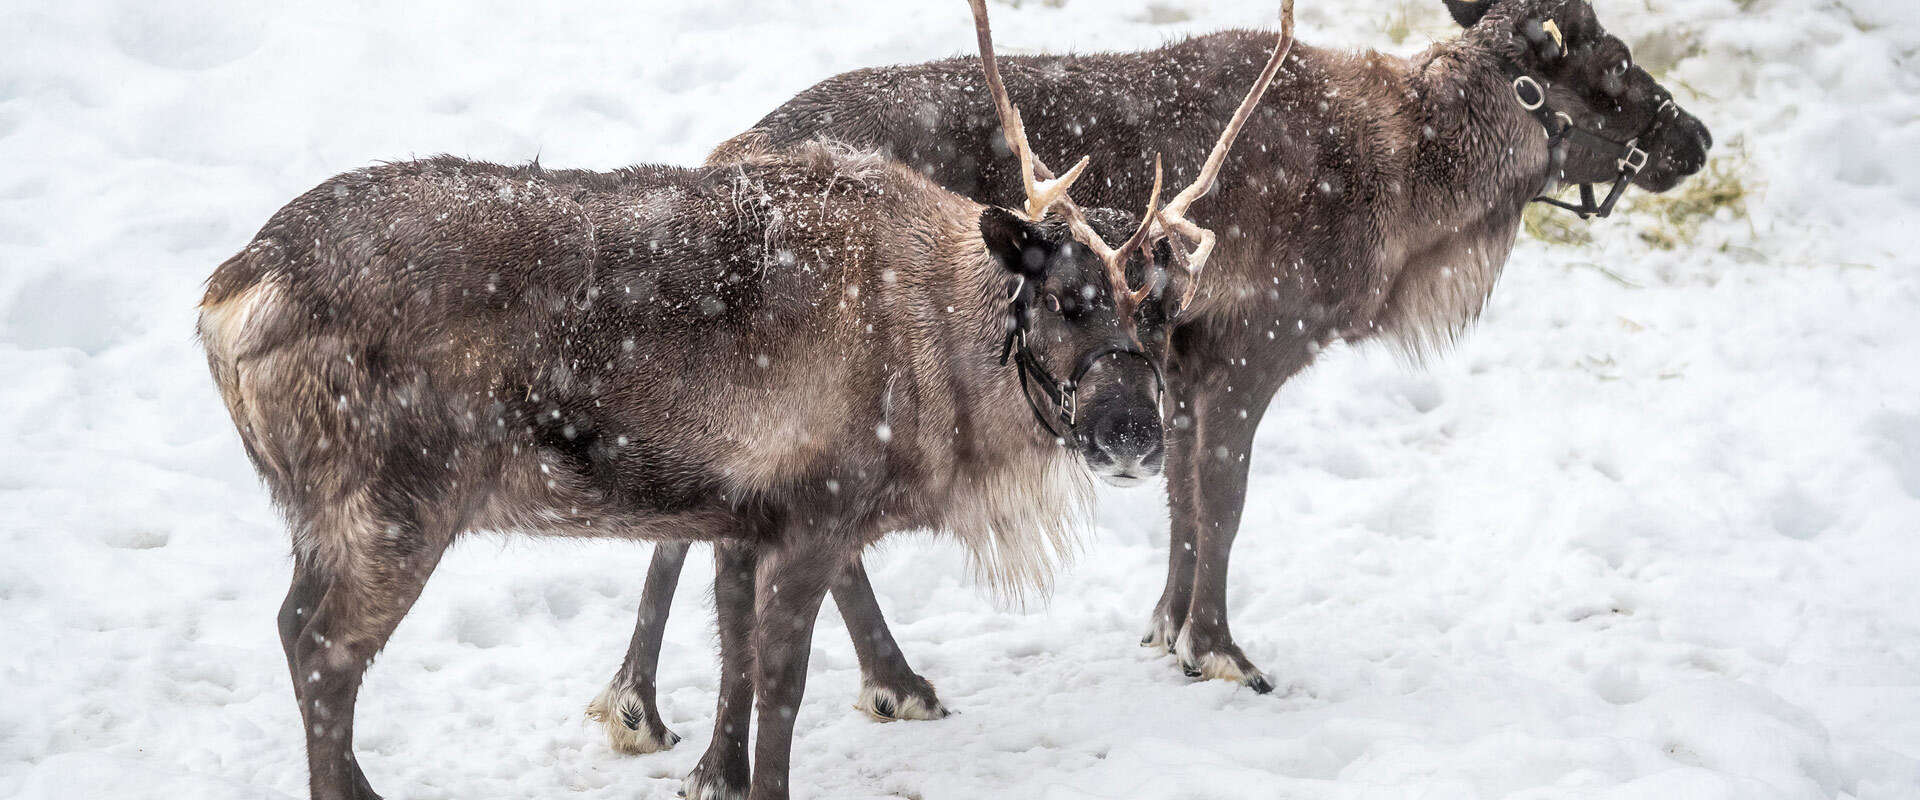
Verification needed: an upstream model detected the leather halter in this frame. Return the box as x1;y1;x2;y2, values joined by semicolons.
997;276;1166;448
1500;59;1678;219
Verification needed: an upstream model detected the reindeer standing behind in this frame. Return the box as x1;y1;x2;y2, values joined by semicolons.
600;0;1712;729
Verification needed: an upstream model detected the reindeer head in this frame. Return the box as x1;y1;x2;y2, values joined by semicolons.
1446;0;1711;193
967;0;1293;485
979;205;1175;485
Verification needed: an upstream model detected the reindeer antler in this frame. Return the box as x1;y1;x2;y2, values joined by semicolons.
969;0;1296;323
1157;0;1295;287
969;2;1090;221
968;0;1160;326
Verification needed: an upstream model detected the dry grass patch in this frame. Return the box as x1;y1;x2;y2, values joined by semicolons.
1522;138;1758;251
1524;200;1596;247
1382;1;1451;46
1625;140;1758;250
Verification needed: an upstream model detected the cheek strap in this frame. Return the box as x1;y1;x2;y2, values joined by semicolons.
1503;62;1677;219
998;277;1166;448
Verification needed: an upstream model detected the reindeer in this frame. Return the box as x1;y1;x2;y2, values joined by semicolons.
583;0;1295;758
630;5;1290;796
596;0;1713;742
199;128;1190;796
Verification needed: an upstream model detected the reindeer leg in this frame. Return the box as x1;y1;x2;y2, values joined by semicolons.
835;558;948;721
745;539;842;800
278;556;327;695
588;541;690;754
1172;361;1288;695
1144;410;1200;653
683;543;755;800
285;513;451;800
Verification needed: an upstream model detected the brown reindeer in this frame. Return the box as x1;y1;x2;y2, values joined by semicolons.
596;0;1713;740
650;5;1292;797
200;129;1193;795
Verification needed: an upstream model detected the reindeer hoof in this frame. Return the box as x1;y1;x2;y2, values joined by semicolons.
855;677;951;722
681;760;749;800
1174;628;1273;693
1141;611;1181;653
587;681;680;755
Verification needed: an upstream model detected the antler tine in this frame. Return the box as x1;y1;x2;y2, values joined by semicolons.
1158;0;1295;280
969;0;1090;220
970;0;1160;328
1115;154;1165;306
1032;156;1092;221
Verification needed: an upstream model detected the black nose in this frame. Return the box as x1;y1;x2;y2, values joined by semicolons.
1094;406;1162;468
1673;114;1713;175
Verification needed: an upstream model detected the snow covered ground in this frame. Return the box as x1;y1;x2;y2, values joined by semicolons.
3;0;1917;797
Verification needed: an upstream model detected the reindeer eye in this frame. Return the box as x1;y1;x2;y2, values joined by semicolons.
1598;58;1630;96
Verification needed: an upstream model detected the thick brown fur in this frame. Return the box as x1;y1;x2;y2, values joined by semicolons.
614;0;1713;699
201;143;1173;800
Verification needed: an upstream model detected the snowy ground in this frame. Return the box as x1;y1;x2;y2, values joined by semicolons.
3;0;1918;797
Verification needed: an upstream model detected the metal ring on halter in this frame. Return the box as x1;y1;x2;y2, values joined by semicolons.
1512;75;1546;111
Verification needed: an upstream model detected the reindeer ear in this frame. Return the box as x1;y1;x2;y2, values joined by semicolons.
1140;236;1175;304
1151;237;1175;277
1148;237;1192;316
1522;17;1565;60
980;207;1050;278
1442;0;1492;27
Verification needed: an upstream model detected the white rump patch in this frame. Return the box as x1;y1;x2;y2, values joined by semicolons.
197;277;285;364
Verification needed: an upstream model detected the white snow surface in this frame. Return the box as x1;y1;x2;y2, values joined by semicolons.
3;0;1918;798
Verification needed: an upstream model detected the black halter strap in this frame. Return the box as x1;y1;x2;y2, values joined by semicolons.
1499;60;1676;219
997;276;1167;448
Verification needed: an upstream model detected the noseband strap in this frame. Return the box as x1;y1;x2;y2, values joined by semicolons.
997;277;1167;448
1501;62;1677;219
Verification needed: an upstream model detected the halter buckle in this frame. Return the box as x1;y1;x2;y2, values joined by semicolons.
1619;143;1649;175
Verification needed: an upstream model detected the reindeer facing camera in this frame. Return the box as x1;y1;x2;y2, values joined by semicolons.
199;0;1289;796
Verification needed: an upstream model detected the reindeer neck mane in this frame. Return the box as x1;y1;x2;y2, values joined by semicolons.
890;205;1093;605
1304;27;1552;359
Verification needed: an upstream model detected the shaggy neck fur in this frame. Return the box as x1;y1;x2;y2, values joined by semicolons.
1367;27;1551;357
898;209;1093;605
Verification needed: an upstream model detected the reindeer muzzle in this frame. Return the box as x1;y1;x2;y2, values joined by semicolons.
1504;65;1682;219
